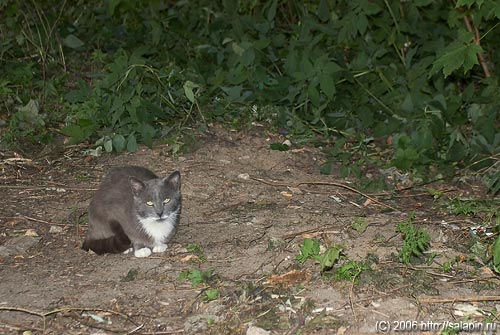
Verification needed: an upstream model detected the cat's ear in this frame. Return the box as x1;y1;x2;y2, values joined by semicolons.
129;177;145;195
164;171;181;190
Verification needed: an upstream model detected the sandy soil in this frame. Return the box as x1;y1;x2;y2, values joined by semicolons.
0;127;498;334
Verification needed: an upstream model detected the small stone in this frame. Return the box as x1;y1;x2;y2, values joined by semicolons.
287;186;302;194
49;226;63;234
24;229;39;237
246;326;270;335
238;173;250;180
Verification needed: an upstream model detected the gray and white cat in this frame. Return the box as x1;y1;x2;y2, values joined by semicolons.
82;166;181;258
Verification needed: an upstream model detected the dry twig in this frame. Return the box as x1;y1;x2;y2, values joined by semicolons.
419;296;500;304
251;177;399;211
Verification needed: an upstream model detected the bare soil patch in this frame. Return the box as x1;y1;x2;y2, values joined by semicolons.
1;127;499;334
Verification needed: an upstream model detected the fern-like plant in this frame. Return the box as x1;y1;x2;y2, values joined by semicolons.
396;212;430;264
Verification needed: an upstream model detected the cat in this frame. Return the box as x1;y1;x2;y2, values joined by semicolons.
82;166;181;258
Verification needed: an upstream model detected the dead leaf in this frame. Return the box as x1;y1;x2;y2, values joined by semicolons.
24;229;39;237
264;269;312;287
280;191;293;198
180;254;199;263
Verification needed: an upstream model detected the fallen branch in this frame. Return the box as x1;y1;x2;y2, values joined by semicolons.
0;306;138;332
419;296;500;304
0;185;97;191
251;177;399;212
298;181;399;211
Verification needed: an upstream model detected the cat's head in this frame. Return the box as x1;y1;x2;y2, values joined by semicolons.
129;171;181;220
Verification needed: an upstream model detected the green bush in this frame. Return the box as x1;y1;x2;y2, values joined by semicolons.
1;0;499;191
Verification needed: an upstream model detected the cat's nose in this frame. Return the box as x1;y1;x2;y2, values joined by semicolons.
156;208;164;217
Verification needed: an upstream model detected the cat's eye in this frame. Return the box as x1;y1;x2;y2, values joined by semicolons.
163;198;171;204
146;201;154;206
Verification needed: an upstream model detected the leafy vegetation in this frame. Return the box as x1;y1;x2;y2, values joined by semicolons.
396;212;431;264
178;268;219;301
295;238;371;279
444;197;499;272
1;0;499;191
178;268;214;287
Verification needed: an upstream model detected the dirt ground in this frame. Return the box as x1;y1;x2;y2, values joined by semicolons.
0;127;499;334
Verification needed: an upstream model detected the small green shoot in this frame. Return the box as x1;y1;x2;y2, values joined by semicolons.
396;212;430;264
352;217;369;233
335;261;371;282
441;324;460;335
178;269;213;287
296;238;321;263
296;238;343;272
203;288;219;302
492;236;500;273
319;246;343;272
187;243;203;253
186;243;207;261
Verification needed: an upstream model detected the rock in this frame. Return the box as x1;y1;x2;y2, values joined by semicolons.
246;325;270;335
24;229;39;237
238;173;250;180
49;226;63;234
184;314;220;333
0;236;41;257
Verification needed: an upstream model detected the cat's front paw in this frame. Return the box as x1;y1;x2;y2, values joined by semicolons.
134;247;152;258
152;244;168;253
123;247;133;254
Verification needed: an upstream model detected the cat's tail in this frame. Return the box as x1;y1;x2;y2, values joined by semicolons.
82;220;131;255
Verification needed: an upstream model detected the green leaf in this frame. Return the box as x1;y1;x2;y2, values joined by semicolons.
352;217;369;233
62;34;85;49
270;143;290;151
430;36;483;78
456;0;483;7
204;288;219;302
296;238;321;263
493;236;500;269
266;0;278;21
319;246;342;272
108;0;122;16
139;124;155;148
319;73;335;100
60;125;83;139
308;84;321;107
104;139;113;152
112;134;126;152
183;81;199;103
317;0;330;22
127;134;137;152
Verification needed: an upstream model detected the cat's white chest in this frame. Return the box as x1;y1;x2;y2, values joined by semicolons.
138;211;178;244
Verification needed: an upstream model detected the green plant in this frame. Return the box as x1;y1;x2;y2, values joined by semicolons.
179;268;219;302
335;261;371;282
1;0;499;191
187;243;203;253
296;238;321;263
295;238;343;272
203;288;219;302
396;212;431;264
352;217;369;233
178;269;214;287
492;236;500;273
186;243;207;262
